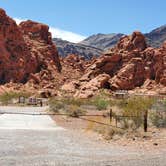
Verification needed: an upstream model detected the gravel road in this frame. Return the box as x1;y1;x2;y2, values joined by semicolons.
0;106;165;166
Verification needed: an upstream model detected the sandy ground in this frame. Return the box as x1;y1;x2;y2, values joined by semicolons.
52;114;166;153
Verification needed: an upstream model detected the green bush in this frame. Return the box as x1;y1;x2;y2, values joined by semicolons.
91;96;109;110
0;91;31;105
49;97;86;116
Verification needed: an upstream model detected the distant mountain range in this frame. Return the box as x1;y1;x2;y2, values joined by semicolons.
80;33;124;50
145;25;166;47
53;38;102;59
53;25;166;59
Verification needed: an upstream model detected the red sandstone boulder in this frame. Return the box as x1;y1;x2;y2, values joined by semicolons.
117;31;147;51
19;20;52;44
74;74;110;98
63;54;86;71
110;58;145;90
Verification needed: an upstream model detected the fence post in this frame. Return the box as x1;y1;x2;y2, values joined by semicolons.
110;109;112;123
144;110;148;132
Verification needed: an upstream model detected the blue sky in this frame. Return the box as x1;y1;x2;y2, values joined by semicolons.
0;0;166;42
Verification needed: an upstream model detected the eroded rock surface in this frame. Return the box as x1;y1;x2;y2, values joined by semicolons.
66;31;166;98
0;8;61;86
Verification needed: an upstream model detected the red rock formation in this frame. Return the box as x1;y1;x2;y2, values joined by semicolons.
19;20;61;73
63;54;90;71
0;8;61;86
116;31;147;51
0;8;165;98
68;31;166;98
0;8;37;83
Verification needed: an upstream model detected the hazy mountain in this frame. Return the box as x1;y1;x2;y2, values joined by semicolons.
80;33;124;50
145;25;166;47
53;38;102;59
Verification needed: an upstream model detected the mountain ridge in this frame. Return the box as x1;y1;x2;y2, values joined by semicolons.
53;25;166;59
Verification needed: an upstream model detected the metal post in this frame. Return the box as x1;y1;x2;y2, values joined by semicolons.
144;110;148;132
40;100;43;107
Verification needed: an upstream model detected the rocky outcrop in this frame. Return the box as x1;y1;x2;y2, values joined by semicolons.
0;8;61;87
116;31;147;51
19;20;61;73
74;74;110;98
66;31;166;98
0;8;36;83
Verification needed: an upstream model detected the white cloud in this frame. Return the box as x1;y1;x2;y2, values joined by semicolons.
13;17;86;43
49;27;86;43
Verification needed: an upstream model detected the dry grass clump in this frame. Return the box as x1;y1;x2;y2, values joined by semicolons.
86;116;124;140
66;105;86;117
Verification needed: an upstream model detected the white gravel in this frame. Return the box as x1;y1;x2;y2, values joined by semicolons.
0;106;64;130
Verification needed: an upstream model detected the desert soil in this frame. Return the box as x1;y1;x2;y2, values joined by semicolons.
0;106;165;166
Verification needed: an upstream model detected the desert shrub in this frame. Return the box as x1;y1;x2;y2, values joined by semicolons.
49;99;65;113
49;97;86;116
149;100;166;128
67;105;86;117
49;95;110;112
103;127;124;140
0;91;31;105
86;116;124;139
117;97;155;130
91;96;109;110
150;111;166;128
